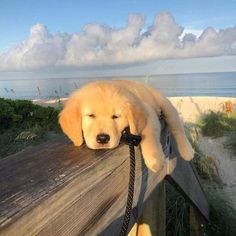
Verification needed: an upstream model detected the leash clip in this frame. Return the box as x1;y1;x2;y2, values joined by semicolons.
121;127;142;146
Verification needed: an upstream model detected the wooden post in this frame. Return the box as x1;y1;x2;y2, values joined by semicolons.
136;181;166;236
189;206;206;236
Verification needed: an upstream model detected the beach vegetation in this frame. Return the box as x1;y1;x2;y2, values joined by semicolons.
224;133;236;155
198;110;236;155
166;123;236;235
199;111;236;138
192;120;236;235
0;98;62;158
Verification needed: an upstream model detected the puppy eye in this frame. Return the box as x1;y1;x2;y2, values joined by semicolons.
112;115;119;119
87;114;96;118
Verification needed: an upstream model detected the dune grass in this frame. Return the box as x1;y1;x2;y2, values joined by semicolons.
166;182;190;236
184;124;220;182
187;122;236;235
204;182;236;235
197;111;236;234
198;111;236;155
224;133;236;155
193;147;236;235
0;98;62;158
199;111;236;138
166;122;236;235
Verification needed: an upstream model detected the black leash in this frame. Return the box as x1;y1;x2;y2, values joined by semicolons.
119;112;163;236
119;128;142;236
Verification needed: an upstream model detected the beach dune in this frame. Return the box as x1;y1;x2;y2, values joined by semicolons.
170;96;236;123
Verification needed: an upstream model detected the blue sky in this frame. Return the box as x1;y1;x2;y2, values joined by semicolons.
0;0;236;76
1;0;236;51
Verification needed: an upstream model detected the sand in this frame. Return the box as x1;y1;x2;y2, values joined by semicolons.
32;97;67;106
169;96;236;123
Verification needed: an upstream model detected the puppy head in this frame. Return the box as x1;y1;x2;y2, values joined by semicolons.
59;82;147;149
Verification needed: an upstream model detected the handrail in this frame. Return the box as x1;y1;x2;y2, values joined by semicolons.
0;124;209;236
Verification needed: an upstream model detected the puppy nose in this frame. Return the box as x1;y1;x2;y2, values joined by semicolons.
96;133;110;144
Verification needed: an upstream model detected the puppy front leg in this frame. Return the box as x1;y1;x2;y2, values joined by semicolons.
140;108;165;172
161;97;194;161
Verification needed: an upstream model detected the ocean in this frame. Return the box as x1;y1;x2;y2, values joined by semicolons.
0;72;236;100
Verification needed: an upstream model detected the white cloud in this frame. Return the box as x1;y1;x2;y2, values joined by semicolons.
182;29;203;38
0;12;236;71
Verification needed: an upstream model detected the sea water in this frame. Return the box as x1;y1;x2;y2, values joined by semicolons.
0;72;235;99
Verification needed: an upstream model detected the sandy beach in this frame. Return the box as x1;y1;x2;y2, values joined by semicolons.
169;96;236;123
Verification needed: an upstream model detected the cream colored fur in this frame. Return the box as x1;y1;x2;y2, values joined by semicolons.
59;80;194;172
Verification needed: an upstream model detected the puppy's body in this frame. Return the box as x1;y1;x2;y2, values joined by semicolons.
59;80;193;172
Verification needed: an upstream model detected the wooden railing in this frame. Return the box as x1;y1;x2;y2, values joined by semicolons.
0;123;209;236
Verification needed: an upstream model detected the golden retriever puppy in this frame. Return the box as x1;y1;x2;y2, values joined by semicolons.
59;80;193;172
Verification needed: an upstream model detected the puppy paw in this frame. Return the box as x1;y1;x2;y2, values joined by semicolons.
148;160;165;173
143;152;165;173
179;144;194;161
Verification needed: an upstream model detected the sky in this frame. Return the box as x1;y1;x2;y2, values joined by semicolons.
0;0;236;78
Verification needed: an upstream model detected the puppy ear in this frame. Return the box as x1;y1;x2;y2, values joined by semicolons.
126;101;147;135
59;96;83;146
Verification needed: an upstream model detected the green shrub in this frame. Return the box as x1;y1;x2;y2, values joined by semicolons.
198;110;236;158
199;111;236;138
0;98;60;132
0;98;62;158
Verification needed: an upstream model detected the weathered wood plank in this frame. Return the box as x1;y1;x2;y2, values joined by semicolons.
166;140;210;221
135;181;166;236
189;205;206;236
